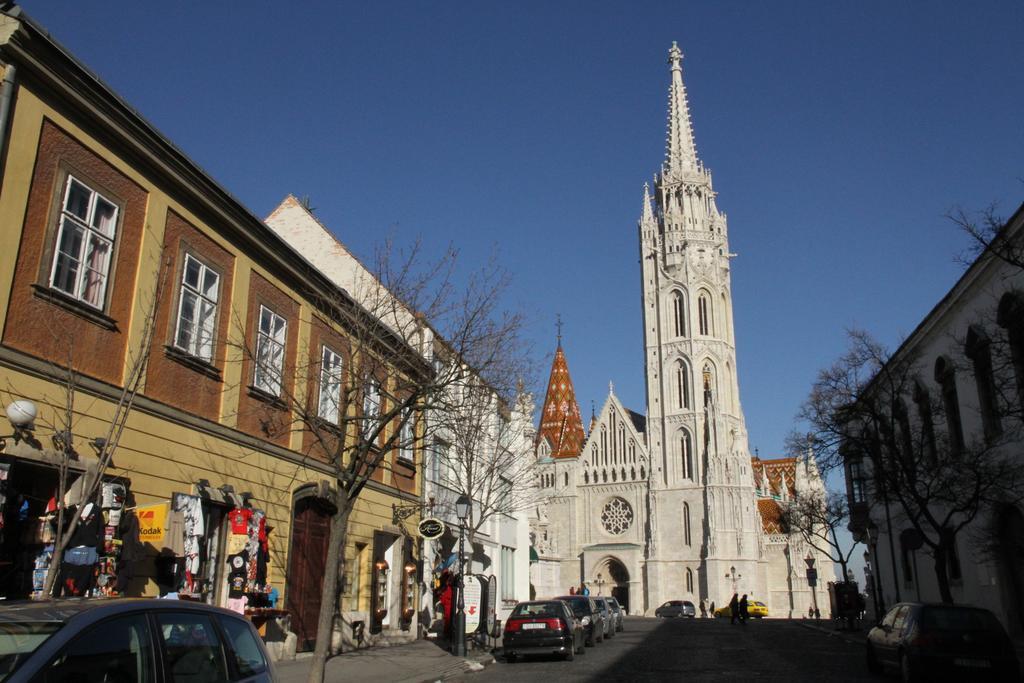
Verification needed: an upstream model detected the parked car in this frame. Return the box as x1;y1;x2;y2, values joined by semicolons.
607;597;625;632
503;600;585;662
592;597;615;638
656;600;696;618
865;602;1019;682
0;597;276;683
553;595;604;646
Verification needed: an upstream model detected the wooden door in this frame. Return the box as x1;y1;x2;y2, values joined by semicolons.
286;497;331;651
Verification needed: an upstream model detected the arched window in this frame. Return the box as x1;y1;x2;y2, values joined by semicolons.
893;399;915;470
698;290;712;336
672;290;686;337
683;502;692;546
685;567;693;593
998;291;1024;410
680;430;693;481
584;471;589;484
934;356;965;456
601;427;607;464
966;325;1002;440
676;361;691;409
912;379;937;464
564;472;568;487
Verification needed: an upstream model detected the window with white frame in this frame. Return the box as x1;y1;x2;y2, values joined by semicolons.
254;305;287;395
50;175;119;309
501;546;515;601
173;254;219;361
398;407;415;463
431;440;447;485
318;345;343;422
362;378;381;440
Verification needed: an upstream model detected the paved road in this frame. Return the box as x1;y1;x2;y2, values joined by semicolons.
458;616;876;682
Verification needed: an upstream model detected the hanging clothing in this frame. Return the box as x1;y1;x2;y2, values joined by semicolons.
228;508;252;535
67;503;103;549
173;494;205;538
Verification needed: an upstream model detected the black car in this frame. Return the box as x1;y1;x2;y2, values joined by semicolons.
553;595;604;646
0;597;276;682
866;602;1019;682
503;600;585;662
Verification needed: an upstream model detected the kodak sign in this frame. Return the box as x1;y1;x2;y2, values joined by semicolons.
137;503;168;544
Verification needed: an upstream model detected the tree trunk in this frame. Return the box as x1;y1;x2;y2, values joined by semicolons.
933;541;954;604
306;498;351;683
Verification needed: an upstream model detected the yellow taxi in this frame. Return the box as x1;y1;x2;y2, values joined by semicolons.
713;600;768;619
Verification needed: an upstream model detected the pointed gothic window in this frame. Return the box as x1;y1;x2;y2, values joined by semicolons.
966;325;1002;440
997;291;1024;411
672;290;686;337
683;502;692;546
685;567;693;593
934;356;965;456
680;430;693;481
676;361;691;409
912;379;937;464
698;291;712;336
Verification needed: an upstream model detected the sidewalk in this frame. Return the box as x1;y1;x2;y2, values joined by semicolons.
274;640;495;683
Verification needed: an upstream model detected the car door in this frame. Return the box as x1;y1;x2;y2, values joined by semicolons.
215;614;275;683
154;611;230;683
26;612;157;683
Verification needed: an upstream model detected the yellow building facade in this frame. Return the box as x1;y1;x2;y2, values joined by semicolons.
0;9;422;652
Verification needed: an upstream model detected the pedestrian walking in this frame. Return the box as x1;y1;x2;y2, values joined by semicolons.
710;601;716;618
699;599;707;618
581;583;590;596
739;594;749;624
729;593;739;624
569;586;575;595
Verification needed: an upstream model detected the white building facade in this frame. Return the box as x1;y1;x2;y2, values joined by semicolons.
530;43;831;616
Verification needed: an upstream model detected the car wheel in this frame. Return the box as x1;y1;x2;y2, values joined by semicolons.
865;644;883;675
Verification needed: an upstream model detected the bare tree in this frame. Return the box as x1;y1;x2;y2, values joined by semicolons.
799;329;1024;603
779;489;859;584
429;373;536;548
232;240;526;683
12;270;168;597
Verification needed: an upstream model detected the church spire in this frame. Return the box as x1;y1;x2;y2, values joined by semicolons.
641;182;654;223
536;333;586;459
663;41;699;178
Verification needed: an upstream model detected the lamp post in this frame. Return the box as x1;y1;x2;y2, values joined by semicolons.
594;572;607;596
0;399;37;450
725;565;741;594
453;494;471;657
865;521;884;617
805;555;819;619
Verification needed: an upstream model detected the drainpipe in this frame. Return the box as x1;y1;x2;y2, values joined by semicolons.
0;60;16;171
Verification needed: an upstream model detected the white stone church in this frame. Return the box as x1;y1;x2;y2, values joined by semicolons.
529;43;832;617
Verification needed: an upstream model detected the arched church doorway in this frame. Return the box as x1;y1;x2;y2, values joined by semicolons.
997;505;1024;634
596;557;630;614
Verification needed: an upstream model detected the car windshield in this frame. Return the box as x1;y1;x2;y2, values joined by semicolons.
0;620;64;681
921;607;1002;633
557;597;590;616
512;603;562;618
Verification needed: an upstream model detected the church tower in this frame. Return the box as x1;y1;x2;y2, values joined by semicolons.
638;42;761;608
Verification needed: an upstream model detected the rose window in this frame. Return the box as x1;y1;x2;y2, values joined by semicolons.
601;497;634;535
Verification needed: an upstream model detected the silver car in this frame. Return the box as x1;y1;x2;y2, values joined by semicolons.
655;600;696;618
606;597;625;632
0;598;276;682
592;597;615;639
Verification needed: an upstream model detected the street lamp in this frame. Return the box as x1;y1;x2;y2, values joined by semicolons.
594;572;606;596
725;565;741;593
0;399;36;450
453;494;471;657
805;554;819;619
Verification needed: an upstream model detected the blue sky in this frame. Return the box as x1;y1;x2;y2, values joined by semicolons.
21;2;1023;485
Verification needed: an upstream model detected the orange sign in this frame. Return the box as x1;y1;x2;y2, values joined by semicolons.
137;503;168;543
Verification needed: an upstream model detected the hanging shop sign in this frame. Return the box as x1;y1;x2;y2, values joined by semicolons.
136;502;168;544
418;517;445;540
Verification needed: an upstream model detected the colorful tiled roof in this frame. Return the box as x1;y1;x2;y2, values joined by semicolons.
757;498;785;534
751;456;797;500
536;343;586;459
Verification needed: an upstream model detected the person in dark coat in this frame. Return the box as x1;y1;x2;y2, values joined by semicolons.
739;594;749;624
729;593;739;624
